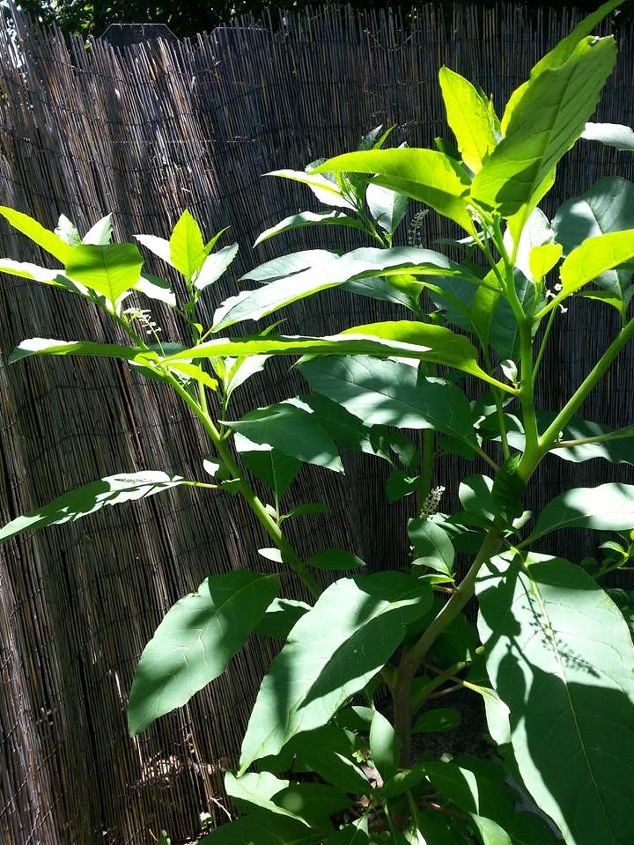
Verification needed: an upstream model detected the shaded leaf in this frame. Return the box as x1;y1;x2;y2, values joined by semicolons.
477;552;634;845
195;243;239;291
308;549;365;571
369;711;399;781
254;211;365;246
198;812;323;844
254;598;311;640
239;573;432;770
413;707;461;733
128;571;279;735
0;471;192;544
529;482;634;540
267;169;356;210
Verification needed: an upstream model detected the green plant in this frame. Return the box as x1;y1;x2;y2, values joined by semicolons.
1;1;634;842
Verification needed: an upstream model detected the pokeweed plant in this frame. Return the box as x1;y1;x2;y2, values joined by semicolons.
1;2;634;843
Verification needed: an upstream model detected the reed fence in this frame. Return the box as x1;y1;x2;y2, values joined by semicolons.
0;3;632;842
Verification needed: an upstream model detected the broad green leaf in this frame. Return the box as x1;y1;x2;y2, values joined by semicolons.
254;211;365;246
212;246;460;332
477;552;634;845
194;243;239;290
273;783;350;828
254;598;311;640
128;571;279;735
500;0;622;134
408;519;455;577
503;208;554;281
553;177;634;296
472;36;617;217
425;756;560;844
267;169;356;210
65;243;144;305
135;233;172;265
167;362;218;391
164;322;513;392
0;259;68;285
313;149;473;232
528;242;562;283
83;214;113;245
341;275;421;312
529;482;634;540
169;209;205;280
134;273;176;307
8;338;143;365
285;725;371;795
224;771;290;815
470;815;512;845
299;393;373;454
236;437;300;497
226;400;344;472
369;711;399;781
581;121;634;151
413;707;460;733
307;549;365;571
198;812;323;845
0;205;70;263
552;229;634;307
438;67;497;173
325;828;370;845
224;772;309;824
0;471;191;544
365;183;408;234
239;573;432;770
301;356;477;447
549;420;634;465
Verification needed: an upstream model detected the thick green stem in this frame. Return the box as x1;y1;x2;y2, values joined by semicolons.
551;429;634;450
166;373;321;597
416;430;435;513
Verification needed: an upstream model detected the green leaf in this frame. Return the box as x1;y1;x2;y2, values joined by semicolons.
224;771;290;816
273;783;350;828
365;183;408;234
164;321;512;392
55;214;81;245
300;357;477;447
194;243;239;291
581;121;634;151
65;243;144;305
308;549;365;571
281;502;330;521
134;273;177;306
500;0;622;134
254;598;311;640
212;246;459;332
236;437;300;497
413;707;461;733
477;552;634;845
408;519;455;577
438;67;497;173
0;205;70;263
470;815;512;845
341;275;421;313
0;259;68;286
8;338;143;365
127;571;279;736
198;812;323;845
369;711;400;781
226;400;344;473
547;418;634;465
552;229;634;305
553;176;634;293
135;233;172;265
286;725;371;795
83;214;113;246
169;209;205;280
267;169;356;210
313;149;473;232
254;211;365;246
0;471;191;545
324;827;370;845
239;573;432;771
472;36;617;217
529;482;634;541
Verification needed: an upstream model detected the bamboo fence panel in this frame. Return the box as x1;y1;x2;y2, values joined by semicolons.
0;3;632;842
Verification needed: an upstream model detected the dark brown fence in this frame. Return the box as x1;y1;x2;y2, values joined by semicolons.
0;3;632;842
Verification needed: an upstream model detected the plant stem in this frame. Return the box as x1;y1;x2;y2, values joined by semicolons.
533;305;557;378
165;372;321;597
540;316;634;452
394;521;504;765
550;429;634;450
417;430;435;512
